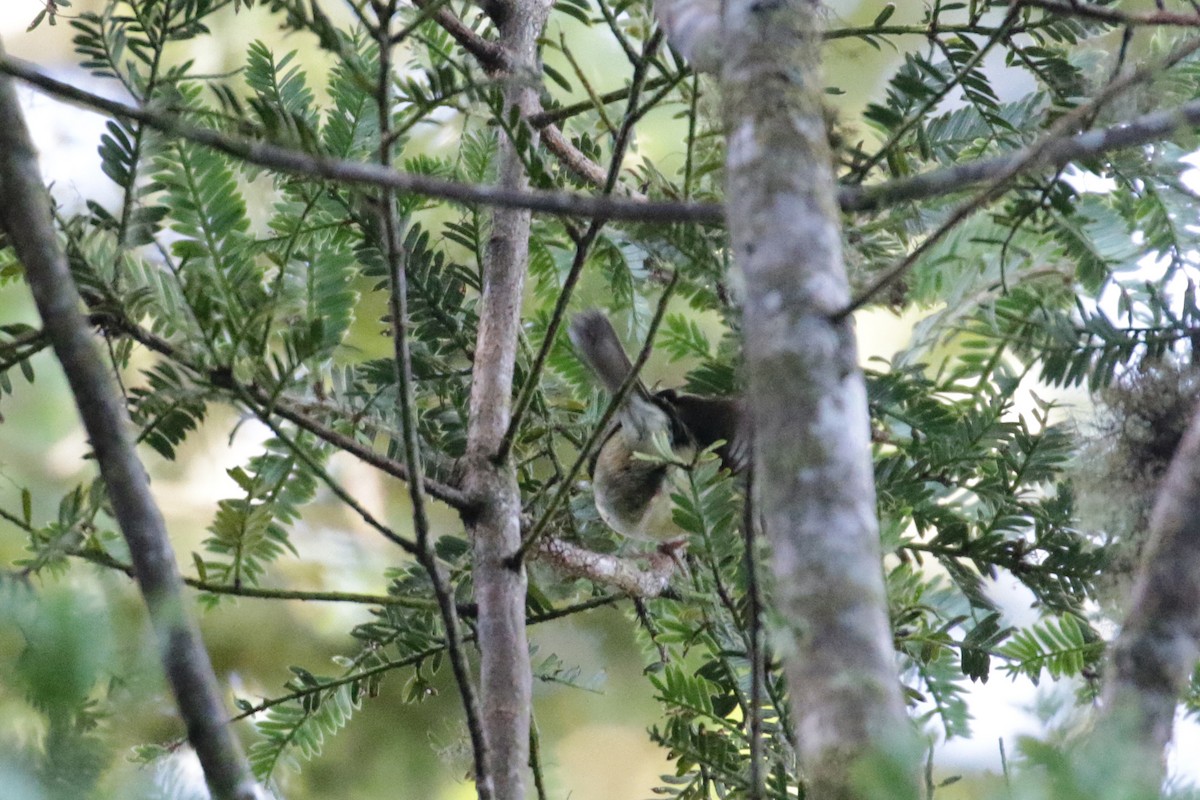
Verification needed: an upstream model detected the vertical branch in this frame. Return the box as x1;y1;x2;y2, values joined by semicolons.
462;0;551;797
529;714;550;800
743;465;765;800
720;2;915;797
497;30;664;464
1094;398;1200;782
0;40;260;800
373;6;490;793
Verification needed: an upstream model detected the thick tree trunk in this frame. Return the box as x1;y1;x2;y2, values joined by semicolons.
1096;398;1200;783
720;2;915;797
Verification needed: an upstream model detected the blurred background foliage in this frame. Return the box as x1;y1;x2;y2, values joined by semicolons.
6;0;1200;798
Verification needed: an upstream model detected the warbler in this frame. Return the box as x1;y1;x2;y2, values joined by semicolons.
569;310;743;541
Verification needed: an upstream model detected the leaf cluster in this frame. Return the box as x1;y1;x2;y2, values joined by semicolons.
8;0;1200;796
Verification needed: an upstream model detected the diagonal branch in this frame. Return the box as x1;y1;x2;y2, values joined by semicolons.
0;54;712;223
837;95;1200;214
1094;396;1200;783
409;0;648;198
404;0;510;66
839;34;1200;315
88;309;475;511
0;38;261;800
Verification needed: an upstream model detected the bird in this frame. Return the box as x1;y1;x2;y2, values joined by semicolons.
568;310;743;542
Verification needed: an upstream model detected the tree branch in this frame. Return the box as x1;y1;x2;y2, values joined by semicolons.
405;0;511;67
535;537;676;597
0;54;715;224
1094;397;1200;780
0;38;261;800
460;0;552;795
376;5;490;792
1020;0;1200;27
17;47;1200;232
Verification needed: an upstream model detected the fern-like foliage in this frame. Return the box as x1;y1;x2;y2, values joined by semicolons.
249;681;362;781
11;0;1200;796
997;614;1103;685
198;437;319;593
127;362;208;459
154;135;261;356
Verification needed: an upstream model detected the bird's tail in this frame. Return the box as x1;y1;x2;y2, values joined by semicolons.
569;310;644;397
569;310;666;443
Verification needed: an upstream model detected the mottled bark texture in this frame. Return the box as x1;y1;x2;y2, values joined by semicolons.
537;537;675;597
719;3;915;797
1097;398;1200;780
462;0;551;797
0;40;260;800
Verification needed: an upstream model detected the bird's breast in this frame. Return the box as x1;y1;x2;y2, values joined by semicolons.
593;435;685;541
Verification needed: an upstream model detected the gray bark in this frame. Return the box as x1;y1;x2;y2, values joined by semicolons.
0;39;261;800
1097;398;1200;782
463;0;551;797
719;2;915;797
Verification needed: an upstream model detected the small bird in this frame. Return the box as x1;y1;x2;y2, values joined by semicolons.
569;310;743;542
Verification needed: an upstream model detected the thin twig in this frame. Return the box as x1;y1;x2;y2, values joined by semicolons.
84;307;473;510
558;34;619;136
244;401;421;555
527;75;676;127
823;21;1034;40
1020;0;1200;27
227;593;619;722
375;7;490;792
839;34;1200;316
632;597;671;666
0;38;260;800
69;545;429;606
0;54;719;224
743;463;765;800
529;714;549;800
